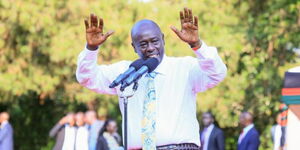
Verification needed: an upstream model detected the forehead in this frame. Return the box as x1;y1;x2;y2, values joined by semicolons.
108;121;117;125
134;29;161;41
203;113;212;118
131;23;162;42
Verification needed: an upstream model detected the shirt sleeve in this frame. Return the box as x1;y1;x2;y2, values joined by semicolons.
49;123;63;138
189;41;227;93
76;46;128;95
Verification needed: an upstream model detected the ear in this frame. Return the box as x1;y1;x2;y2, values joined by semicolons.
162;33;165;45
131;42;137;53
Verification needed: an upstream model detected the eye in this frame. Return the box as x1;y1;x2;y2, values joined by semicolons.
139;43;147;49
152;39;159;44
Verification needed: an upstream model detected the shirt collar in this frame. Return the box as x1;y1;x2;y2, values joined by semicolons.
1;121;8;128
153;54;168;75
204;124;215;132
243;123;254;133
208;124;215;130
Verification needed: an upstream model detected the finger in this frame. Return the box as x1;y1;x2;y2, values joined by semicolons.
84;19;89;30
104;30;114;39
94;15;98;28
91;14;97;27
180;11;184;25
99;18;104;32
194;16;198;28
170;26;182;38
90;13;95;27
90;14;93;27
184;7;189;22
188;9;193;22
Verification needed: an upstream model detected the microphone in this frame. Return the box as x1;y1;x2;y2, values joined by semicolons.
109;59;144;88
120;57;159;91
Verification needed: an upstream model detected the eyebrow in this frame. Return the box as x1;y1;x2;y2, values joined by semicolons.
138;37;159;42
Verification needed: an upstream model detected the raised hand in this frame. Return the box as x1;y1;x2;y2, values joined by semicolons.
170;8;201;48
59;116;67;125
85;13;114;50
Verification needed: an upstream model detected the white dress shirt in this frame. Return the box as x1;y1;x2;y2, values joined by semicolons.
76;41;227;149
201;124;215;150
273;125;282;150
238;124;254;144
62;124;76;150
75;126;89;150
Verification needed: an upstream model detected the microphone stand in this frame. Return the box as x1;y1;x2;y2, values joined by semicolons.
120;81;139;150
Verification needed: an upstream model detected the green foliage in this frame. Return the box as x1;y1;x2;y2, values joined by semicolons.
0;0;299;150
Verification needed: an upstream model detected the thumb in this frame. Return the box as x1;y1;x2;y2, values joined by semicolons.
170;26;182;38
104;30;115;39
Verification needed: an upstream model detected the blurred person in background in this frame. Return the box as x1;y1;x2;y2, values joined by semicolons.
49;113;76;150
0;112;13;150
97;119;122;150
271;114;285;150
75;112;89;150
200;112;225;150
85;110;104;150
238;112;260;150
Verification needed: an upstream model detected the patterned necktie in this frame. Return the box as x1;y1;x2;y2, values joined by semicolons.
141;72;157;150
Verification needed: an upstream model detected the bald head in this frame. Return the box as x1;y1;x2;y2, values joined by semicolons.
131;19;162;39
239;112;253;127
131;19;165;63
0;112;10;123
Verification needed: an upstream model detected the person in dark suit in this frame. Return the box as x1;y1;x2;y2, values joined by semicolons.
0;112;13;150
200;112;225;150
238;112;260;150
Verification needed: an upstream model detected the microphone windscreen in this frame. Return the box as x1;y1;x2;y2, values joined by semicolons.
129;59;144;70
144;58;159;73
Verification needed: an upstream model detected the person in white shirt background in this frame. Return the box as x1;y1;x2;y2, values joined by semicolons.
75;112;89;150
49;113;76;150
271;114;285;150
76;7;227;149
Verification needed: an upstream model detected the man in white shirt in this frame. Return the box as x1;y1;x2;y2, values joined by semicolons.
75;112;89;150
49;113;76;150
76;7;227;149
271;114;284;150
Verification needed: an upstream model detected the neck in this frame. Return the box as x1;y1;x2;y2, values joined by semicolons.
204;123;213;128
243;123;253;128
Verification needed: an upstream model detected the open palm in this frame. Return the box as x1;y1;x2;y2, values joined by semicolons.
171;8;201;47
85;14;114;50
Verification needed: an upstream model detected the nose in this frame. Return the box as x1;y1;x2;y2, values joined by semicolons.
146;43;155;52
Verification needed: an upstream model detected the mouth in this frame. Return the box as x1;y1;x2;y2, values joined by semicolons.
147;54;159;58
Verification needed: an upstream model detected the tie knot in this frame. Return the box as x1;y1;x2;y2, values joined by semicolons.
146;72;157;79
